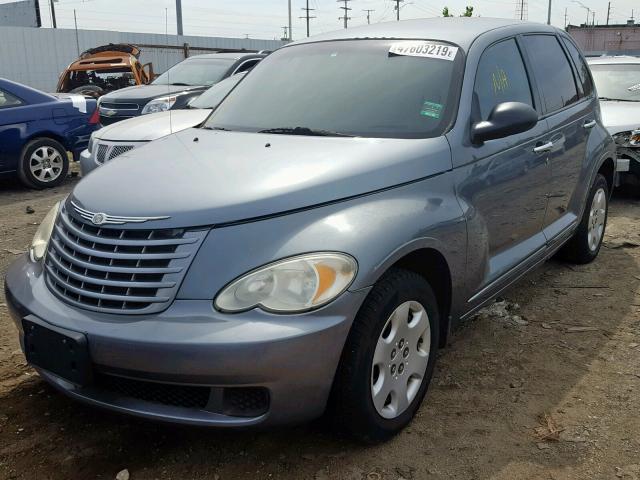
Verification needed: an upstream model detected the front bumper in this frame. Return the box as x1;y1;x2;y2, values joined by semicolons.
5;255;369;427
79;149;98;176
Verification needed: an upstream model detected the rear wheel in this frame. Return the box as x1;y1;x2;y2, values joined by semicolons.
331;268;439;443
559;173;609;264
18;138;69;189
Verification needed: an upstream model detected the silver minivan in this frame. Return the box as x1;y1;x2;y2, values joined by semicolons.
6;18;615;442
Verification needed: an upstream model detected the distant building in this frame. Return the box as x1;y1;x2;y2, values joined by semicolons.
567;21;640;56
0;0;41;28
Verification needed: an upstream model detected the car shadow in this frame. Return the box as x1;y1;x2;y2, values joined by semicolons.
0;208;638;479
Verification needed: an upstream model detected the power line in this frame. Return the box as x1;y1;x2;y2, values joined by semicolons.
300;0;316;37
338;0;352;29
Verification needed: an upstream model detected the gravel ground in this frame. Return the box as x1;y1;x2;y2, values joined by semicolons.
0;175;639;480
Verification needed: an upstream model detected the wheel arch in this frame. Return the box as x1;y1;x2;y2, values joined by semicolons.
364;243;454;348
22;132;70;152
597;156;615;195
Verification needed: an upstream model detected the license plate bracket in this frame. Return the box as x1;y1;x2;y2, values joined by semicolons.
22;318;93;386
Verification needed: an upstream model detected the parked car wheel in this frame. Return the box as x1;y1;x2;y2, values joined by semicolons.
560;173;609;264
18;138;69;189
331;268;440;443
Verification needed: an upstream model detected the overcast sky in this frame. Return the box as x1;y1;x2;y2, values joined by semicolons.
2;0;638;40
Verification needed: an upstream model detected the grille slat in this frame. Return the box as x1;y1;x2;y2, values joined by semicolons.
46;267;169;303
57;212;198;247
47;253;176;289
52;228;190;261
44;206;206;315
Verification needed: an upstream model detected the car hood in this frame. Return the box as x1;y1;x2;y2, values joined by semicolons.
71;129;452;228
600;100;640;135
100;84;205;102
96;109;212;142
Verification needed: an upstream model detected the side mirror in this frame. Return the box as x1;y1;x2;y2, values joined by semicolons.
471;102;538;144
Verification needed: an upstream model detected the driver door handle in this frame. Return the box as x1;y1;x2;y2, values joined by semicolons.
533;141;554;153
583;120;596;129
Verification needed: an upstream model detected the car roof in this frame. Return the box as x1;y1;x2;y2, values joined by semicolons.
289;17;559;51
187;52;263;61
587;55;640;65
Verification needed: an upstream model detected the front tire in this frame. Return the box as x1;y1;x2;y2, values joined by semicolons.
18;138;69;189
559;173;609;264
331;268;440;443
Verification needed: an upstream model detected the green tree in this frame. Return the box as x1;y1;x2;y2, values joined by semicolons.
442;6;453;17
462;6;474;16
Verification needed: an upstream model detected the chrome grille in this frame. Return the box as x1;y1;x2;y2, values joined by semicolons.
44;206;207;314
94;141;140;165
96;144;109;163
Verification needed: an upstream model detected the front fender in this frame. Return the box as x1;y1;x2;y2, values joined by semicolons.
178;173;467;317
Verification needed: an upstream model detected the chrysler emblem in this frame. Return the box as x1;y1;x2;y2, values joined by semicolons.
71;201;170;225
91;213;107;225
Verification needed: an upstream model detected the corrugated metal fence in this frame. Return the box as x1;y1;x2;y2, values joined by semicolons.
0;26;286;92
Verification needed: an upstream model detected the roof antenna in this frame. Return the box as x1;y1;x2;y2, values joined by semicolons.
165;7;173;135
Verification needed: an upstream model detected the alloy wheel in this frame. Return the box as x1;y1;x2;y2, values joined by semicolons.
29;146;64;183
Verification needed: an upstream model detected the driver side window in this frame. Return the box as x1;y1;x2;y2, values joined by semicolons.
473;39;534;121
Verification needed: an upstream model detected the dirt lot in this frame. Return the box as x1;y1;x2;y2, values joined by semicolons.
0;176;639;480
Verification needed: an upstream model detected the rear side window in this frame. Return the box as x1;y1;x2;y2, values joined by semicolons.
234;59;259;74
523;35;579;112
0;89;23;108
561;38;594;97
473;38;533;121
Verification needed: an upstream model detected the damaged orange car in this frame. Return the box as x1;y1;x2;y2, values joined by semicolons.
56;44;154;98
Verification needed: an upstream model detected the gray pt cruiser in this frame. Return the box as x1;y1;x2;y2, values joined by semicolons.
5;18;616;442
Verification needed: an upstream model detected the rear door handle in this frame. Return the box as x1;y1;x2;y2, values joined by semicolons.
583;120;596;129
533;141;554;153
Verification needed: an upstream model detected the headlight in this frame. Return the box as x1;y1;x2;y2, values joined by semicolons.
141;95;178;115
29;202;60;262
215;253;358;313
613;129;640;147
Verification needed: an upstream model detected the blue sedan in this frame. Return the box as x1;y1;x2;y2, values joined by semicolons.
0;78;99;189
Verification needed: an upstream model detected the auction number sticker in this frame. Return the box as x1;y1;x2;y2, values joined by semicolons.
389;42;458;61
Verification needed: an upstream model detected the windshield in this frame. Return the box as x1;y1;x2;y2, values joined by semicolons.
189;72;246;109
590;63;640;101
63;68;136;92
203;40;464;139
153;58;234;87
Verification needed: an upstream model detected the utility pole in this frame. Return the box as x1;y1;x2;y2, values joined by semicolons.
363;8;375;24
300;0;316;37
564;7;569;27
394;0;405;21
606;2;611;25
49;0;57;28
288;0;293;40
338;0;352;29
591;10;595;25
176;0;183;36
547;0;552;24
73;9;80;55
281;26;289;40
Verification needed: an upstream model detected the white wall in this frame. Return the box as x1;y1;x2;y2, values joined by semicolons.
0;26;285;91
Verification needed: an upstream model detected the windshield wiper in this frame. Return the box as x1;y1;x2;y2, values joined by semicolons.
599;97;638;102
257;126;354;137
201;126;232;131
